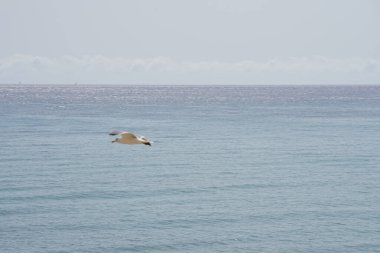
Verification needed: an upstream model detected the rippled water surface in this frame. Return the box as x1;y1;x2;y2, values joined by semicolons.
1;85;380;252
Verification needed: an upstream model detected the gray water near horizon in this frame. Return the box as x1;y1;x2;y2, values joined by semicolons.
1;85;380;252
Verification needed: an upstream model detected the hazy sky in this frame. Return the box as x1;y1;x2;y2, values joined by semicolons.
1;0;379;84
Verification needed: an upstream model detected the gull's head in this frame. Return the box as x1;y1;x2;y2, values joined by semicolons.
140;137;151;146
112;138;119;143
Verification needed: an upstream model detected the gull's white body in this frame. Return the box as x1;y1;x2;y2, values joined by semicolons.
109;130;151;146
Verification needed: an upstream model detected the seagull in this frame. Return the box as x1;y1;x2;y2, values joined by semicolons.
109;130;151;146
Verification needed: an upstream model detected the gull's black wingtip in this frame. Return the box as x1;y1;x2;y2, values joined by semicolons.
109;130;120;136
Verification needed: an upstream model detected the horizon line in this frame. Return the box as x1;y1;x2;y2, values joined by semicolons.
1;83;380;87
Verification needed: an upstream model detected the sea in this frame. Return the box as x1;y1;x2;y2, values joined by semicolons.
1;85;380;253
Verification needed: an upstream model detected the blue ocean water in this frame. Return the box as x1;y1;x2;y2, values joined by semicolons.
1;85;380;253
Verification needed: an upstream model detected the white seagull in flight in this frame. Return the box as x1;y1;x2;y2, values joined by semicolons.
109;130;152;146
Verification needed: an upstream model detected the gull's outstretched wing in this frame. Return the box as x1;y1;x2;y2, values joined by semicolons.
120;132;138;139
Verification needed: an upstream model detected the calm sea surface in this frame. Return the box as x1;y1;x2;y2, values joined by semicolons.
1;85;380;253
